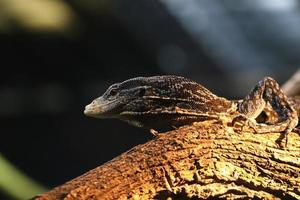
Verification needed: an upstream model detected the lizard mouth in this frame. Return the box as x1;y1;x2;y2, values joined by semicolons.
84;98;121;118
84;103;103;117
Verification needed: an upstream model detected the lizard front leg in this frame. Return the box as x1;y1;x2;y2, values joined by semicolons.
234;77;298;147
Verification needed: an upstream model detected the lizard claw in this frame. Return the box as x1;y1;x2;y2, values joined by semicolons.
150;129;159;137
292;127;300;136
275;130;289;149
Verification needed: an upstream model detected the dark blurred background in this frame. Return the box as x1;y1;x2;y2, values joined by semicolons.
1;0;300;199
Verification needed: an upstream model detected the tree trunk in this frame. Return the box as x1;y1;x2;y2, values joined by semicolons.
35;117;300;200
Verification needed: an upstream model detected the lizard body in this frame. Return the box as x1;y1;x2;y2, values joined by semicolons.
84;75;299;146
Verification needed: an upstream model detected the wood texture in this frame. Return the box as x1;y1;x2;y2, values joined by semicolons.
36;117;300;200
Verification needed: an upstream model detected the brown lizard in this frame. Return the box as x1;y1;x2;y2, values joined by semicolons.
84;75;299;147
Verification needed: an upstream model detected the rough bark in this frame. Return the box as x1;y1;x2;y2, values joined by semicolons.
36;117;300;200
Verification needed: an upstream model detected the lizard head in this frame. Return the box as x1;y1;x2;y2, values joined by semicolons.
84;75;230;128
84;76;190;117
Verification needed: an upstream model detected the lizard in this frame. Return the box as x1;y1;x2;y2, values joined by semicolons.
84;75;299;147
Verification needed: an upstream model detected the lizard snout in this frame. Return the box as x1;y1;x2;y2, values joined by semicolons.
84;100;103;117
84;97;121;118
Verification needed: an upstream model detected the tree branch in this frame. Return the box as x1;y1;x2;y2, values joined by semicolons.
36;118;300;200
282;69;300;96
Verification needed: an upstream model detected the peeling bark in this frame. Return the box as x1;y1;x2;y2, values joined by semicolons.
36;118;300;200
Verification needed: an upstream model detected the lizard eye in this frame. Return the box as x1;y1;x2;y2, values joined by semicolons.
109;89;118;96
138;88;146;97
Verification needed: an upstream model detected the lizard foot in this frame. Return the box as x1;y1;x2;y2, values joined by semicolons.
275;119;298;148
292;127;300;136
275;130;288;149
232;115;255;133
150;129;159;137
232;115;246;132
